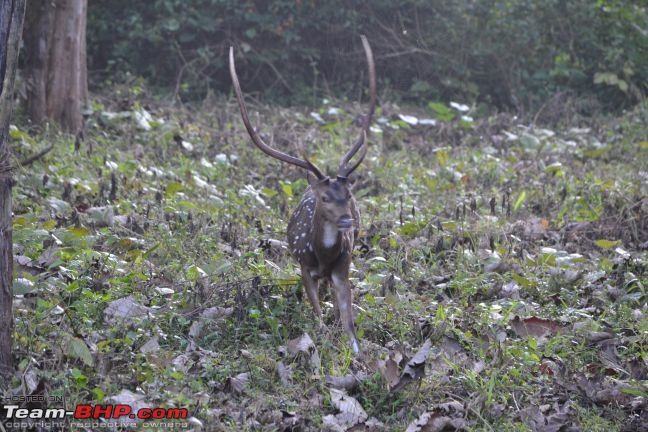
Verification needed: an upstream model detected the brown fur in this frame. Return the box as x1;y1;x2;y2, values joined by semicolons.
287;179;361;352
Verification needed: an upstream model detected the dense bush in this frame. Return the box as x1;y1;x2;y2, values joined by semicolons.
88;0;647;112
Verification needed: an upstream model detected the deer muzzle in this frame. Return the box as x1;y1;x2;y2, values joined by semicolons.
337;215;354;231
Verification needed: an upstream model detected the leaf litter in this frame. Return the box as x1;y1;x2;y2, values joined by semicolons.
6;97;648;430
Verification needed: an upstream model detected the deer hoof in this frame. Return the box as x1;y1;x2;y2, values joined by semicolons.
350;338;361;354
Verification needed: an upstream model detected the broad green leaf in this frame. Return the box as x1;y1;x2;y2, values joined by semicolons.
544;162;563;174
428;101;454;121
519;133;540;148
165;182;184;198
70;368;88;386
47;197;72;214
177;200;198;209
92;387;105;401
186;265;206;281
595;239;620;249
617;80;628;92
511;273;532;288
42;219;57;230
428;101;450;115
9;125;28;141
388;119;410;129
322;120;341;133
537;253;556;266
388;236;398;248
399;221;423;236
442;221;457;230
14;278;37;295
66;335;94;367
261;187;278;198
67;227;89;239
117;161;137;175
279;181;293;198
621;387;648;397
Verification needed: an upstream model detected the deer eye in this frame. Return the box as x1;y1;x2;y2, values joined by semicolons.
321;196;330;203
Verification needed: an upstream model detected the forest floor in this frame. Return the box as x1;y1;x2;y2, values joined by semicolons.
4;90;648;431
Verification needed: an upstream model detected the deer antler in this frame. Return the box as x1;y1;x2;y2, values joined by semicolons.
338;35;376;179
229;46;325;179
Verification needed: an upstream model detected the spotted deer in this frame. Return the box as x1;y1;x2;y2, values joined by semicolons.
229;36;376;353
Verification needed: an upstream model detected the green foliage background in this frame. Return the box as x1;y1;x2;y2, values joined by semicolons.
89;0;647;111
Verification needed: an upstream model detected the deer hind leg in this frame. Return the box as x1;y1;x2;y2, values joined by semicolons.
331;271;360;353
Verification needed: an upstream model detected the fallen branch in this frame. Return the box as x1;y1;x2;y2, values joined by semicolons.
19;143;53;167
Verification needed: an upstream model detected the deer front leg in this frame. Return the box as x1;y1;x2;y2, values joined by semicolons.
331;271;360;354
301;266;323;323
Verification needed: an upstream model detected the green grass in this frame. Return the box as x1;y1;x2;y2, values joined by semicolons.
4;96;647;430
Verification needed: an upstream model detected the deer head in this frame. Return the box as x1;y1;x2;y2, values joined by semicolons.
230;36;376;353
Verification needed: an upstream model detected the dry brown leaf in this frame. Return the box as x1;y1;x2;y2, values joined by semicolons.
277;361;293;387
188;306;234;338
225;372;250;396
139;335;160;354
287;333;316;354
376;356;401;388
405;411;468;432
626;357;648;380
539;358;558;376
391;339;432;393
597;339;627;376
286;333;321;376
279;410;304;429
36;246;59;268
323;388;368;430
348;416;386;431
586;331;615;343
428;336;469;376
510;316;562;338
325;371;368;390
518;401;573;432
104;296;150;324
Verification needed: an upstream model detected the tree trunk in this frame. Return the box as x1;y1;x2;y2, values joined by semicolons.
0;0;26;378
24;0;87;133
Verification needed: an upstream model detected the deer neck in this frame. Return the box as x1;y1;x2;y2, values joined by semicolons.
312;208;340;251
321;221;339;248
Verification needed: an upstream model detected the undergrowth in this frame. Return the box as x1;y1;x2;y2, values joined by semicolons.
4;94;647;431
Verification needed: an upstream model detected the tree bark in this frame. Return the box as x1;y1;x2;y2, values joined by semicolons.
24;0;87;133
0;0;26;378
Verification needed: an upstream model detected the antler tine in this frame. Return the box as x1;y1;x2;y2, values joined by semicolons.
337;134;368;180
338;131;366;178
229;46;325;179
338;35;377;177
